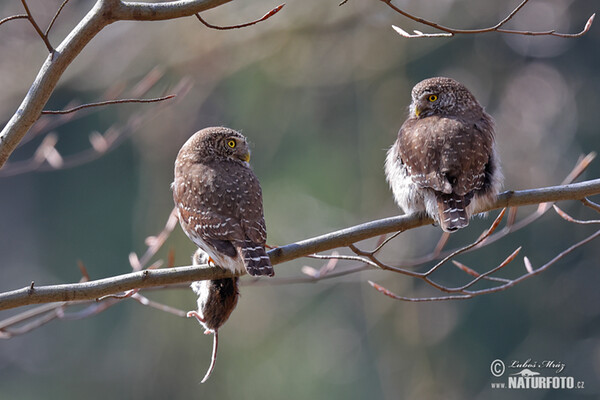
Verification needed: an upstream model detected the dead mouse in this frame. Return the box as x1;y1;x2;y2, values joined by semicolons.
187;249;240;383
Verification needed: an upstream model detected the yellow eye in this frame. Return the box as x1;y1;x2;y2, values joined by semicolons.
227;140;236;148
428;94;438;102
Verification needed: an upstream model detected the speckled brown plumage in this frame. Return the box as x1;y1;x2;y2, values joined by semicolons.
385;77;503;232
173;126;273;276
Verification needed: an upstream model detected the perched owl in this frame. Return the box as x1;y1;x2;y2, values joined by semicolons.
385;77;503;232
173;127;274;276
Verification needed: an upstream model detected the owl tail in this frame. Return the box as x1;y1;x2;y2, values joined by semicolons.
437;193;469;232
241;240;274;277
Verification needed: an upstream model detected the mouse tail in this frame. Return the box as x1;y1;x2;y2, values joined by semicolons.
201;331;218;383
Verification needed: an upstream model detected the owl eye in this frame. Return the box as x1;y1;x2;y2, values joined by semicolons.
227;140;236;148
428;94;438;102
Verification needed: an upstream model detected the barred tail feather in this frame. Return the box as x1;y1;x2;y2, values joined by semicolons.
437;193;469;232
241;240;274;276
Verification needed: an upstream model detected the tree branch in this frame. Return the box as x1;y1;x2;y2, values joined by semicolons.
1;178;599;312
370;228;600;302
0;14;29;27
45;0;72;37
0;0;233;168
383;0;595;39
41;94;176;115
269;178;600;265
195;3;284;30
20;0;55;53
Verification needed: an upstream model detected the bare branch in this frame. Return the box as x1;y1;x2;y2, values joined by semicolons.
0;14;28;27
137;207;179;267
0;265;233;311
41;95;176;115
195;3;284;30
1;178;599;312
582;198;600;214
0;0;233;168
452;260;511;284
131;293;187;317
384;0;595;39
110;0;235;21
45;0;72;37
20;0;54;53
0;77;192;178
0;305;64;338
270;178;600;266
369;227;600;302
553;205;600;225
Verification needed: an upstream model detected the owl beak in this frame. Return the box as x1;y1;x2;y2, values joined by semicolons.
414;107;421;117
240;152;251;162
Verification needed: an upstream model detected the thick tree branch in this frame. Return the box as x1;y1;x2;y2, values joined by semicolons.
110;0;233;21
0;266;233;312
269;178;600;264
1;178;599;312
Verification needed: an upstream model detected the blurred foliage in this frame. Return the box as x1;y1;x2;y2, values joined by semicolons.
0;0;599;399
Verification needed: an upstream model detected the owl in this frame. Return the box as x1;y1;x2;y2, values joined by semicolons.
173;127;274;276
385;77;503;232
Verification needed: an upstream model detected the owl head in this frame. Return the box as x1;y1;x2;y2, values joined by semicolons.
179;126;251;164
409;77;482;119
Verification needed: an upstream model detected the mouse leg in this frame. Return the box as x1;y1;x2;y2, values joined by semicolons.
186;310;213;335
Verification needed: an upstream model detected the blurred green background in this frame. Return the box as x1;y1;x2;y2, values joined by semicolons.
1;0;599;399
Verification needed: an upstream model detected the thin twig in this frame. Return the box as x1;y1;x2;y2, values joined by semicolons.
131;293;187;317
381;209;506;278
20;0;54;53
553;205;600;225
451;247;521;293
251;263;370;286
384;0;595;39
45;0;71;37
1;77;191;178
582;198;600;214
0;14;28;27
369;228;600;302
452;260;511;284
195;3;284;30
41;95;176;115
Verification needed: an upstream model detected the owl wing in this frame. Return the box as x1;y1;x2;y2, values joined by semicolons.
230;166;268;245
177;206;245;257
173;164;246;257
223;163;272;276
397;116;492;196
